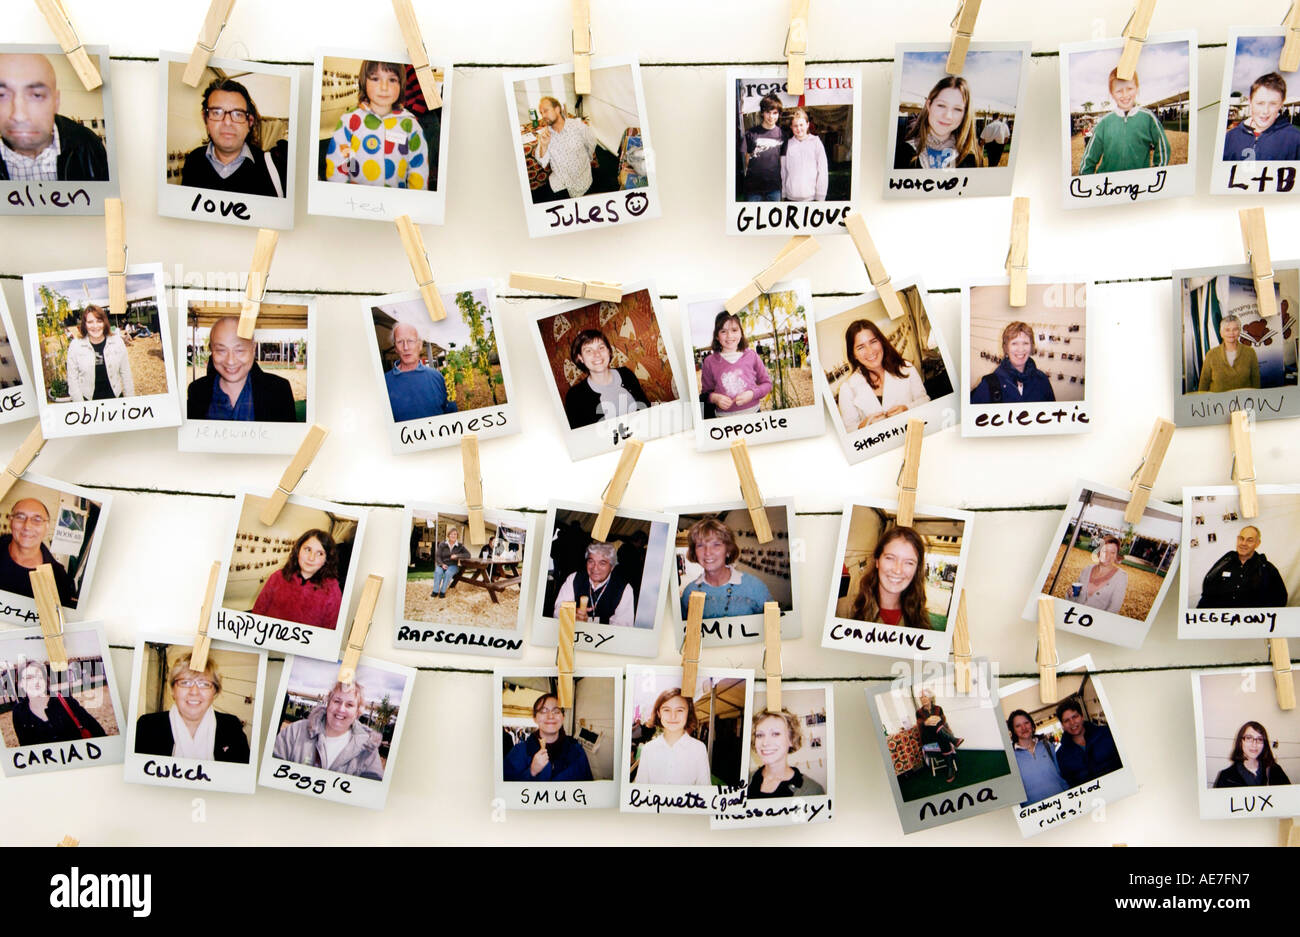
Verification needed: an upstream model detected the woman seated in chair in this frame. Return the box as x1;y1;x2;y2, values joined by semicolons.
916;689;963;783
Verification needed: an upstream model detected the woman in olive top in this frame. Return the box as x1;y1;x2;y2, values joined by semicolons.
1198;315;1260;393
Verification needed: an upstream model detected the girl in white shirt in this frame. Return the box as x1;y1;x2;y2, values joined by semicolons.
837;318;929;431
633;687;712;785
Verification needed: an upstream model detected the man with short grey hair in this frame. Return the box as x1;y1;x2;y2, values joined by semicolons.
553;541;634;627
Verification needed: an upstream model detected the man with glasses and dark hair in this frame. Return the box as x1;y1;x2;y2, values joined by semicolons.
383;321;457;423
0;497;74;605
180;77;288;197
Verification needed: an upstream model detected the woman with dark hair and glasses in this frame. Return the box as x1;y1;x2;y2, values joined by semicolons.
502;692;593;781
561;328;650;429
1213;721;1291;788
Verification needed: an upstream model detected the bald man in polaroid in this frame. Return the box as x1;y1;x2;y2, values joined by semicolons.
1197;524;1289;609
0;497;74;605
186;317;297;422
384;321;457;422
0;52;109;182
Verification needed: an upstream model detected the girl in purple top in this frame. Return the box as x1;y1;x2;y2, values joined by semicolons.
698;312;772;417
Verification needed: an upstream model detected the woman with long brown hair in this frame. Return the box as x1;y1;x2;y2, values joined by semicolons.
251;528;343;629
66;304;133;401
894;75;983;170
1213;721;1291;788
837;319;929;431
850;525;931;630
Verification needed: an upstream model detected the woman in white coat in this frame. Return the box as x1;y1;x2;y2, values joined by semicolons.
65;304;134;401
837;319;928;431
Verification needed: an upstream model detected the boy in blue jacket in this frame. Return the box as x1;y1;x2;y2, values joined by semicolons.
1223;72;1300;161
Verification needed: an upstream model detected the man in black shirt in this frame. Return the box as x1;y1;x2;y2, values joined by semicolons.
180;78;288;198
1198;525;1289;608
743;93;785;202
0;498;74;606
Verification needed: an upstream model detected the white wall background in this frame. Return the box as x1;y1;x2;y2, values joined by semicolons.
1;0;1299;845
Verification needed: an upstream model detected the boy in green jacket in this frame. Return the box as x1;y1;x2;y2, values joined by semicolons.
1079;68;1171;174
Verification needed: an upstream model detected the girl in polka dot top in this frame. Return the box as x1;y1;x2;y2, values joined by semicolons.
324;60;428;190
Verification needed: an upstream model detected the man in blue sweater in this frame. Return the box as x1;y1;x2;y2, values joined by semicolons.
384;321;457;423
1223;72;1300;161
1054;697;1122;788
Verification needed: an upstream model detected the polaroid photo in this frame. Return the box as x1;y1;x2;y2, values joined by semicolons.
1212;29;1300;196
813;277;959;464
0;289;37;425
22;263;182;438
309;50;451;225
395;503;533;658
260;654;415;810
885;42;1030;200
494;667;623;810
621;665;754;815
1022;479;1181;649
1060;32;1196;209
962;278;1092;437
177;290;315;454
823;499;972;662
122;632;266;794
0;473;110;628
531;281;689;461
157;52;298;230
1180;485;1300;639
670;499;799;648
712;682;834;829
504;57;659;238
533;501;676;659
0;622;124;777
1172;262;1299;427
998;655;1137;838
1193;666;1300;819
869;662;1022;834
363;279;517;454
210;489;368;662
0;44;118;216
678;279;824;450
725;65;861;235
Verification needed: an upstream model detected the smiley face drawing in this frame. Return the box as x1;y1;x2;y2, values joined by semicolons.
624;191;649;216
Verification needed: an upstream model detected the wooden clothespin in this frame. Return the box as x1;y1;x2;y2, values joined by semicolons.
729;440;773;544
1271;638;1295;710
507;272;622;303
396;215;446;322
1124;418;1174;523
182;0;237;87
258;424;329;526
338;574;383;685
1230;411;1258;518
844;211;905;320
34;0;102;90
391;0;443;109
682;591;704;694
762;602;782;711
945;0;981;75
189;562;221;673
557;600;576;706
1239;208;1278;320
725;236;821;315
238;229;278;339
105;198;126;320
1283;3;1300;73
0;423;45;503
57;835;79;847
592;439;643;542
785;0;810;91
571;0;592;94
1036;596;1057;704
895;419;924;527
1280;818;1300;847
462;434;485;544
1006;196;1029;307
30;565;68;670
1117;0;1157;81
951;591;972;693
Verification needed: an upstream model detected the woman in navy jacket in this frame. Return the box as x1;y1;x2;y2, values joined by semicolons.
970;320;1056;405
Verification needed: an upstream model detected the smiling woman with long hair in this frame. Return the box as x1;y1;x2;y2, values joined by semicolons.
66;304;134;401
837;319;929;431
251;528;343;629
850;525;931;630
894;75;983;170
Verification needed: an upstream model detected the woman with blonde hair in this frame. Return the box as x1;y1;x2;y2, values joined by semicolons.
134;653;250;763
679;517;773;618
1074;535;1128;614
748;708;825;798
970;321;1056;404
894;75;983;170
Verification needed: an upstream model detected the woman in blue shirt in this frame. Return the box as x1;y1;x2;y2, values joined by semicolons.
679;518;773;618
1007;708;1068;804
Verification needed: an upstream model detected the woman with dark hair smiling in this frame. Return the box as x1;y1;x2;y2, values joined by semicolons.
502;692;593;781
1213;721;1291;788
837;319;928;431
1007;708;1067;803
251;528;343;629
849;526;932;630
561;328;650;429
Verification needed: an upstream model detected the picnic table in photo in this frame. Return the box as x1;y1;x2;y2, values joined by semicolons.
454;556;522;604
